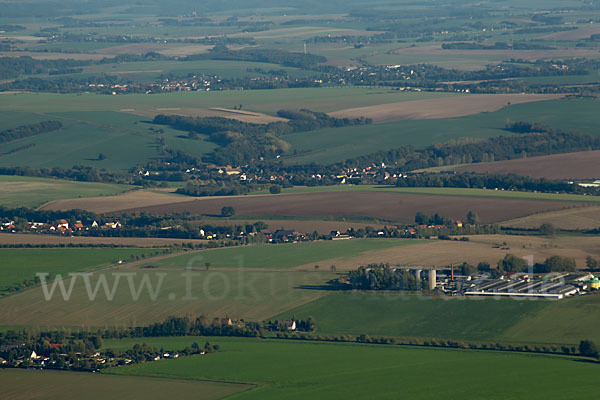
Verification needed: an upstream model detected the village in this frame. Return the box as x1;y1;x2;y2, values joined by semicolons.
0;316;304;373
139;161;407;186
0;218;122;234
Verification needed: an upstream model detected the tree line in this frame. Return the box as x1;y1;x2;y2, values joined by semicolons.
346;264;421;291
186;46;327;70
0;120;62;144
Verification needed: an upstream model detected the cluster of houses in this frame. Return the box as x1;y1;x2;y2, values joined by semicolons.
0;347;182;371
141;161;416;186
229;163;409;185
0;219;122;234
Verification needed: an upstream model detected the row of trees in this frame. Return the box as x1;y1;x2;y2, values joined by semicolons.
473;254;578;275
0;120;62;144
186;46;327;70
346;264;421;291
0;56;90;80
395;172;597;196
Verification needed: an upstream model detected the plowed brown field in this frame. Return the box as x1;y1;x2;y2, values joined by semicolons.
111;191;587;224
455;151;600;179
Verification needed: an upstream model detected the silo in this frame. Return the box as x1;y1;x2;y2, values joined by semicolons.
429;269;437;290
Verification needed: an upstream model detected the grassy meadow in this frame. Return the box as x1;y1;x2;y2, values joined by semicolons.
105;336;600;400
0;175;132;208
0;248;160;294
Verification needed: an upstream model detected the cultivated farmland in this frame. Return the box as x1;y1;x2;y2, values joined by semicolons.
40;189;192;213
110;190;594;224
0;369;249;400
0;248;160;295
454;150;600;180
0;175;132;208
283;98;600;164
276;291;600;345
0;233;208;247
329;94;562;123
502;207;600;230
106;337;600;400
0;269;335;327
150;239;419;269
291;234;600;271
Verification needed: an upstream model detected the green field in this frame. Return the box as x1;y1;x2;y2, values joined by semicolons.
152;239;420;269
0;175;132;208
283;98;600;164
0;248;159;294
2;94;597;169
0;89;455;117
0;110;216;170
105;336;600;400
275;292;600;345
0;369;248;400
0;90;455;170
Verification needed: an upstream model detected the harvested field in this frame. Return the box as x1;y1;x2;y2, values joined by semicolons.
294;234;600;271
329;94;562;123
454;150;600;179
501;206;600;230
193;219;386;234
0;233;208;247
0;269;334;327
111;191;590;224
40;190;192;213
